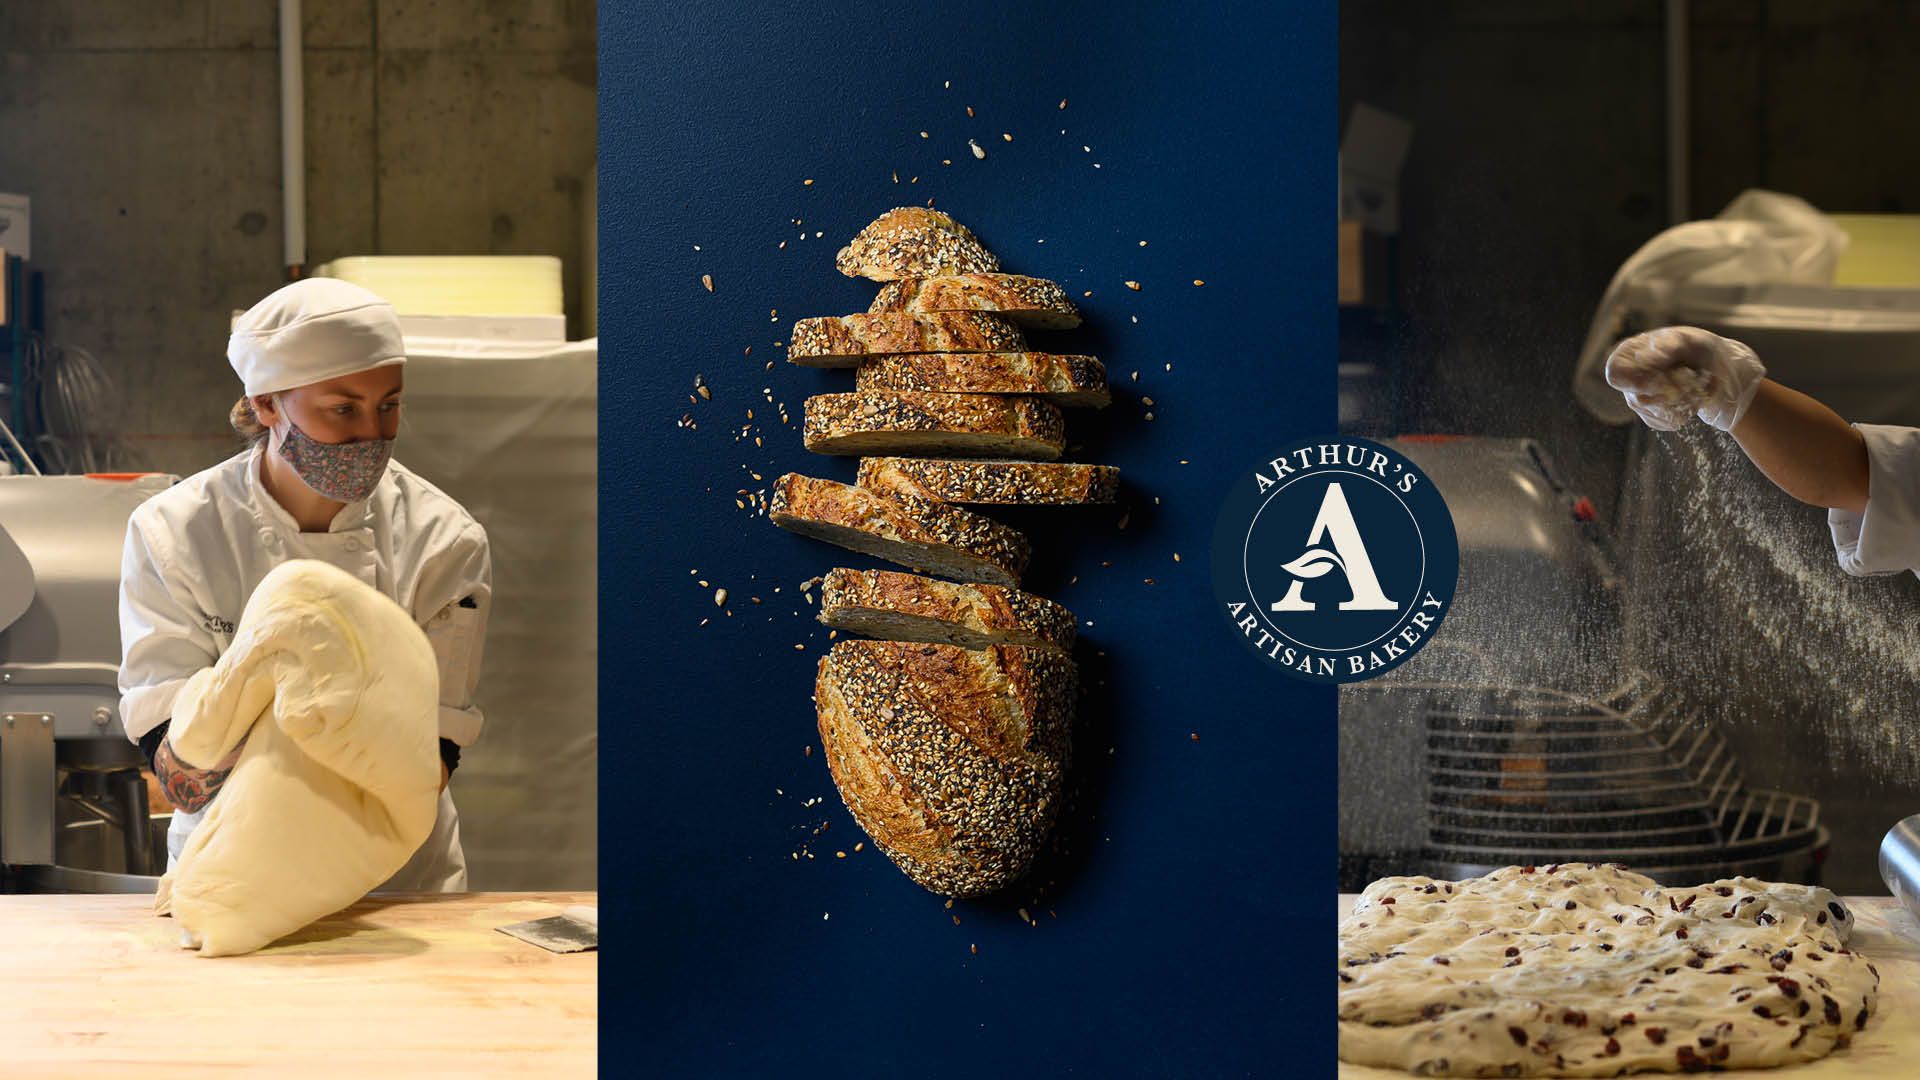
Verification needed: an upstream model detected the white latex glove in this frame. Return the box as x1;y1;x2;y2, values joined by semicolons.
1604;326;1766;432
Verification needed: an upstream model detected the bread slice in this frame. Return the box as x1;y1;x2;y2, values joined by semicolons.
857;457;1120;506
869;273;1081;329
788;312;1025;367
835;207;1001;282
854;351;1110;407
803;392;1064;460
818;567;1076;651
815;639;1074;897
768;474;1029;585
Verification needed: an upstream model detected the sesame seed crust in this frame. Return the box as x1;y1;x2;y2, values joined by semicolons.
835;207;1002;282
768;473;1030;585
818;567;1077;650
868;273;1082;329
857;457;1120;506
788;312;1026;366
802;391;1065;460
854;351;1110;407
815;639;1075;897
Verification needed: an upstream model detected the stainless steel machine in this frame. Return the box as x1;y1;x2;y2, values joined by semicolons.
1338;437;1830;889
0;473;174;892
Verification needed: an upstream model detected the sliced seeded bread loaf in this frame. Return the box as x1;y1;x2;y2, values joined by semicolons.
854;351;1110;407
818;567;1077;650
868;273;1082;329
803;392;1064;460
815;638;1075;897
835;207;1001;282
857;457;1120;506
788;312;1025;367
768;474;1029;585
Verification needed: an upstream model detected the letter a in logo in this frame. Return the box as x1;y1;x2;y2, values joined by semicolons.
1270;482;1398;613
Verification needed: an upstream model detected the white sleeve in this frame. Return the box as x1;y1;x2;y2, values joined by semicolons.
117;514;219;743
1828;423;1920;578
420;523;491;747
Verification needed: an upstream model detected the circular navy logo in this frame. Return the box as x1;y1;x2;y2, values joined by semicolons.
1211;438;1457;682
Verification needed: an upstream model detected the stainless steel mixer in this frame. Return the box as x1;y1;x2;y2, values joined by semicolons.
0;473;175;892
1344;673;1831;885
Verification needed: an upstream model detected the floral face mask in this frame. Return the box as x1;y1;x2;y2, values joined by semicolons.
274;416;394;503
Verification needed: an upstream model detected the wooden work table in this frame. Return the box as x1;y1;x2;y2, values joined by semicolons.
2;891;596;1077
1338;894;1919;1078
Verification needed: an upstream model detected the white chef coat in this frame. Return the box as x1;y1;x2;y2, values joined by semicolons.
118;443;491;892
1830;424;1920;578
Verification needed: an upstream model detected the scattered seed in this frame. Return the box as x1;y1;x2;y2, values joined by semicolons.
802;178;814;186
1058;98;1067;109
1193;279;1206;287
701;274;713;292
713;588;727;607
968;139;986;160
1001;132;1012;142
1124;280;1141;291
966;105;975;117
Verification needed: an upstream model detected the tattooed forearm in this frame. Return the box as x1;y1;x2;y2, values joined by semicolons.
154;738;238;814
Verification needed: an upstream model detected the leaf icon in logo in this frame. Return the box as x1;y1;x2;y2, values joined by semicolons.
1282;548;1346;579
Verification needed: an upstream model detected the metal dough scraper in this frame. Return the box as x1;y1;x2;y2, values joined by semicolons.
496;904;598;953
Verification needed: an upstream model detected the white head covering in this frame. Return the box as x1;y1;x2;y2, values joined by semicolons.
227;279;407;397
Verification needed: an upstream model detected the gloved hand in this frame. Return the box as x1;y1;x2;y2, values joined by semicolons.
1604;326;1766;432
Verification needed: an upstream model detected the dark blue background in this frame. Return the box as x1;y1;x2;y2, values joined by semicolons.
601;2;1335;1074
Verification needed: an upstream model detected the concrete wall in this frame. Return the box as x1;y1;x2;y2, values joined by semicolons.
0;0;596;479
1341;1;1920;895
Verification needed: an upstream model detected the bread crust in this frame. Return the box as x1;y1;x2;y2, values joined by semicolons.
834;207;1001;282
854;351;1109;407
857;457;1119;506
768;473;1030;585
814;639;1075;896
868;273;1081;329
788;312;1025;367
803;392;1065;459
818;567;1077;650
